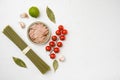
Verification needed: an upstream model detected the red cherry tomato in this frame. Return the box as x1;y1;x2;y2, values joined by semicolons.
58;25;64;31
62;29;68;35
56;30;61;35
60;35;65;41
54;47;60;53
49;41;55;47
45;46;51;51
57;42;63;47
52;35;57;41
50;53;56;59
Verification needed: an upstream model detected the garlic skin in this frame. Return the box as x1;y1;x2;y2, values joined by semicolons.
20;13;29;18
59;55;65;62
19;22;25;28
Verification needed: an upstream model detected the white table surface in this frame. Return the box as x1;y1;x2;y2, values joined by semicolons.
0;0;120;80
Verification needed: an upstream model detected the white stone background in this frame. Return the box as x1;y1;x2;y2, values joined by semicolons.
0;0;120;80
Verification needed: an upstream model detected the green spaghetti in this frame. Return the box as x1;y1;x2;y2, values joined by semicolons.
3;25;50;74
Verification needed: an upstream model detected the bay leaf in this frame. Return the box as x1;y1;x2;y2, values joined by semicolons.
13;57;27;68
46;6;56;23
53;60;58;71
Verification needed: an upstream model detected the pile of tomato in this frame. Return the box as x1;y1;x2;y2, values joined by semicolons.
45;25;68;59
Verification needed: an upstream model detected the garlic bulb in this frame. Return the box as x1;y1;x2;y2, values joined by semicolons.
59;55;65;62
20;13;29;18
19;22;25;28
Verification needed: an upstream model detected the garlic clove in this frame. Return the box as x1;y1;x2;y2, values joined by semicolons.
20;13;29;18
19;22;26;28
59;55;65;62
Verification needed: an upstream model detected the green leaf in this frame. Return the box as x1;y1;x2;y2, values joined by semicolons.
53;60;58;71
46;6;56;23
13;57;27;68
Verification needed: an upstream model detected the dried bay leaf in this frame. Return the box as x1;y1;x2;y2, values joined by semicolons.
13;57;27;68
46;6;56;23
53;60;58;71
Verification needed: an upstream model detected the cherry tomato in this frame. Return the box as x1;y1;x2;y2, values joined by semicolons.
58;25;64;31
54;47;60;53
52;35;57;41
50;53;56;59
49;41;55;47
56;30;61;35
62;29;68;35
57;42;63;47
45;46;51;51
60;35;65;41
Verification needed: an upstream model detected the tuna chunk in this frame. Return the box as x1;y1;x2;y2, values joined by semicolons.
28;23;49;44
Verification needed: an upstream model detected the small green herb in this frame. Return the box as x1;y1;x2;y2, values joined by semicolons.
46;6;56;23
13;57;27;68
53;60;58;71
